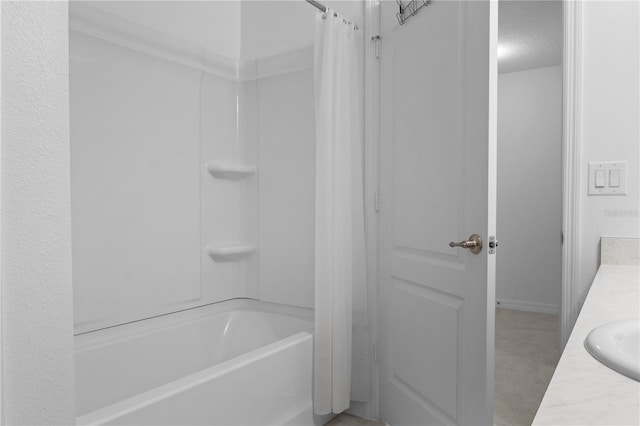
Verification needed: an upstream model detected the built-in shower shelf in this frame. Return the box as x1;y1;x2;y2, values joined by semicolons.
207;243;256;261
206;163;255;180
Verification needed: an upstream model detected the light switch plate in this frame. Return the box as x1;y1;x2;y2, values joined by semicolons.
588;161;628;195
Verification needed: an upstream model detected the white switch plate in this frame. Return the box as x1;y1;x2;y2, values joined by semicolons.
588;161;628;195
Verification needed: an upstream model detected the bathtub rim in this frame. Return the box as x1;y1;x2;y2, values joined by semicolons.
75;298;313;351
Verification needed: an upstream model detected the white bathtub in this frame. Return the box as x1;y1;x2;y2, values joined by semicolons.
75;299;327;425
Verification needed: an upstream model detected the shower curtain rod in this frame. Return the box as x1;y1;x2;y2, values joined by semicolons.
306;0;327;13
305;0;358;29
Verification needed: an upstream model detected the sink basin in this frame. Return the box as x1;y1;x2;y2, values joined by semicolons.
584;319;640;382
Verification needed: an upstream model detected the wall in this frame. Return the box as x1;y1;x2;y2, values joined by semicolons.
250;0;365;309
70;1;333;333
71;30;202;332
578;1;639;307
497;65;562;313
1;1;75;424
88;0;242;59
200;75;260;309
70;4;259;334
70;1;366;332
85;1;364;62
257;50;316;308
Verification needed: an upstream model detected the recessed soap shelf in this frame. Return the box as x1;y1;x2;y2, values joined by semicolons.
207;243;256;261
206;163;255;180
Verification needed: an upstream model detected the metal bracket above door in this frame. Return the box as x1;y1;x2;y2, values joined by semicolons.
396;0;431;25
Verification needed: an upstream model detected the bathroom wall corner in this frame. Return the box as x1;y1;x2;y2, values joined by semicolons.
1;2;75;424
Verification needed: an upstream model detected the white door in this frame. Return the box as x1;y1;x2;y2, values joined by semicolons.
377;1;497;425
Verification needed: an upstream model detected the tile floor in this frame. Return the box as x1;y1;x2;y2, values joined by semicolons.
324;308;558;426
325;413;385;425
494;308;559;426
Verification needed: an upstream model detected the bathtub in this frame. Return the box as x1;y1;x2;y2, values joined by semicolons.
75;299;327;425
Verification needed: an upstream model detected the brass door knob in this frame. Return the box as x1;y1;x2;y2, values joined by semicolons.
449;234;483;254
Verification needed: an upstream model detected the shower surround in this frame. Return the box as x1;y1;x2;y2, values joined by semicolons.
70;3;317;334
70;2;326;424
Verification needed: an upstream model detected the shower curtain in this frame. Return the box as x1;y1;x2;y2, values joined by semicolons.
313;8;367;415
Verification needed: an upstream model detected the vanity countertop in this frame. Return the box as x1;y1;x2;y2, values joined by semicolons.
533;264;640;425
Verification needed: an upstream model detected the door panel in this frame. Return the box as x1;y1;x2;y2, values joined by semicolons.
391;278;461;420
391;2;464;259
378;1;497;425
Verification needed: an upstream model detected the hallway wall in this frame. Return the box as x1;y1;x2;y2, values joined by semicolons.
497;65;562;313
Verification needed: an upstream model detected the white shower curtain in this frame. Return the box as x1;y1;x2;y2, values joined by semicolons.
313;8;367;415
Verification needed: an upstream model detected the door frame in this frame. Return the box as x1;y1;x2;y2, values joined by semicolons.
560;0;584;350
354;0;382;420
364;0;584;420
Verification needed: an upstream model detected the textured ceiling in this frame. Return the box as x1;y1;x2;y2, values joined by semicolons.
499;0;563;74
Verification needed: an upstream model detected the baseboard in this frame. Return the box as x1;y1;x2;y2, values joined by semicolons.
496;299;560;315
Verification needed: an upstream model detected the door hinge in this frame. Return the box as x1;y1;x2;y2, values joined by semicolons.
372;342;379;364
373;191;380;212
488;235;498;254
372;35;381;59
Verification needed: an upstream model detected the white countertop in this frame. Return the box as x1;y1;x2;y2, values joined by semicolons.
533;264;640;425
